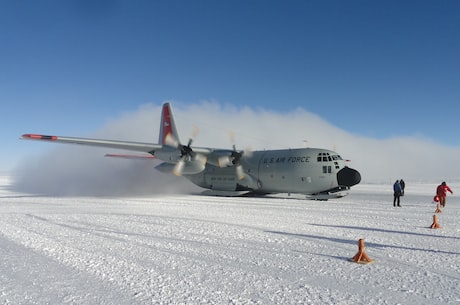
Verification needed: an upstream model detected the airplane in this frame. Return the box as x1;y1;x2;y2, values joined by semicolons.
21;103;361;199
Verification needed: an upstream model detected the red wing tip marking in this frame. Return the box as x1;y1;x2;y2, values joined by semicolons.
22;134;58;140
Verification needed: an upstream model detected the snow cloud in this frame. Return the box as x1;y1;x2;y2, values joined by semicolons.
12;101;460;196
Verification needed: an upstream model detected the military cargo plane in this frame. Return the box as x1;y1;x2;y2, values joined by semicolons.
21;103;361;199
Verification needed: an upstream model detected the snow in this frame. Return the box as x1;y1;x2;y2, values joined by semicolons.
0;175;459;304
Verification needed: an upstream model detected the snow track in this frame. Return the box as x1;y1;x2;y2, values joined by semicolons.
0;177;459;304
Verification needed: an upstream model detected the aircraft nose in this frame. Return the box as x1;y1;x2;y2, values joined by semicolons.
337;167;361;187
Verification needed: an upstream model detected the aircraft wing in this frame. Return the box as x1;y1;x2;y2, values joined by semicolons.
21;134;162;153
21;133;219;157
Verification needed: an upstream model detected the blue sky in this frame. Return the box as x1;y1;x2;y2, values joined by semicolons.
1;1;460;172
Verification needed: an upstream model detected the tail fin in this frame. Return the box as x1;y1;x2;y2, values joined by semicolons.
159;103;180;145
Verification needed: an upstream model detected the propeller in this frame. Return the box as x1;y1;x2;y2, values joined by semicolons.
218;132;252;180
165;126;206;177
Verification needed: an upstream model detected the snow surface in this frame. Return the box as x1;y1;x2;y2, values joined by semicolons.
0;176;459;304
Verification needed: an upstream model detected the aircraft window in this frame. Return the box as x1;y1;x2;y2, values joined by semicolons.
318;152;334;162
317;152;324;162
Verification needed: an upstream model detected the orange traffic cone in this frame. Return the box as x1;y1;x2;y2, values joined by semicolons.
434;203;442;213
351;239;374;264
430;215;441;229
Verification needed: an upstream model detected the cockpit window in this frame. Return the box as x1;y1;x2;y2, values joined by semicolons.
317;152;333;162
317;152;327;162
317;152;343;162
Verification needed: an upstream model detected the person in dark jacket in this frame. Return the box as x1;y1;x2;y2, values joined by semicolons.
399;179;405;196
393;180;402;207
436;181;453;207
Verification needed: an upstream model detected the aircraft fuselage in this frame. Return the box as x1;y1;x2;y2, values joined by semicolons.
187;147;360;196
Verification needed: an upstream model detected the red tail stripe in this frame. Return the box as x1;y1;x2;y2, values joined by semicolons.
162;105;173;143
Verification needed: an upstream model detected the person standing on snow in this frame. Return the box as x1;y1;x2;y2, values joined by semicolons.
400;179;405;196
436;181;453;207
393;180;402;207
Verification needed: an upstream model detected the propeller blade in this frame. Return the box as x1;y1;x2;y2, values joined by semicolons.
173;158;185;176
183;125;199;148
164;133;179;148
191;125;200;140
195;153;208;166
218;155;232;167
228;131;234;142
243;147;253;158
236;164;245;180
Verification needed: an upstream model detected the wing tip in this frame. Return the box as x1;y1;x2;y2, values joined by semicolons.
21;134;58;140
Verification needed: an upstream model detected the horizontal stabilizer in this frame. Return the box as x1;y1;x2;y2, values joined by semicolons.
105;153;155;159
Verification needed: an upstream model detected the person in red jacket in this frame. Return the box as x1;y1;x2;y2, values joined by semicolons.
436;181;453;207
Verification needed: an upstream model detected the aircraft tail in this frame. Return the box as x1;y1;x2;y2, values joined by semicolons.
159;103;180;145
